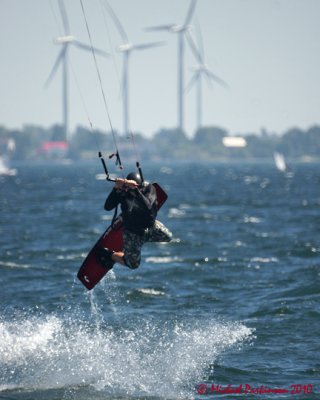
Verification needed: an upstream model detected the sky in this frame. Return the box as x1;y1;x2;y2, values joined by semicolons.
1;0;320;138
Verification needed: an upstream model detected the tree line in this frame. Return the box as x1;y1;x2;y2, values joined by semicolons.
0;123;319;161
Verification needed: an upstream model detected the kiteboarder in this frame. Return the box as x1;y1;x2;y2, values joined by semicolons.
98;172;172;270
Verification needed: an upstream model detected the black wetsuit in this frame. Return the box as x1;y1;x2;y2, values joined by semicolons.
104;183;158;235
103;182;172;269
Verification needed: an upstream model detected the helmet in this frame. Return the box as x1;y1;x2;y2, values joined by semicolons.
126;171;142;185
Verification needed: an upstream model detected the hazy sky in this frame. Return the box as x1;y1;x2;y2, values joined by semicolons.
1;0;320;138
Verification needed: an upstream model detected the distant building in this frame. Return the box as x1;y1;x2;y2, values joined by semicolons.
222;136;247;148
38;141;69;158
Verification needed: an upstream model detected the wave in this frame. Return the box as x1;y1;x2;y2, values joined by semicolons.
145;256;183;264
0;261;31;269
0;311;253;399
134;288;166;296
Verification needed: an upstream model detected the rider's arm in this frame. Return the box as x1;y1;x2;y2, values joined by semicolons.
104;178;138;210
104;186;121;211
134;183;157;210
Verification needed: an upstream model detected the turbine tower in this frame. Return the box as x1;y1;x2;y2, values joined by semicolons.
46;0;109;141
104;1;164;137
146;0;197;132
186;26;228;130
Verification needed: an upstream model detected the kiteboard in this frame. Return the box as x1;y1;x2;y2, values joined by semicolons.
77;183;168;290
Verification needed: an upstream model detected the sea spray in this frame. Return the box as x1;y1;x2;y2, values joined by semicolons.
0;306;253;398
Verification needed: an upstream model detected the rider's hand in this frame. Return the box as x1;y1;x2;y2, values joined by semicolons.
114;178;125;189
115;178;138;190
124;179;139;189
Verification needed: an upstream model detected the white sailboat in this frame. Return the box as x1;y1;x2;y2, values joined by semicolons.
0;139;17;176
273;152;286;172
0;156;17;176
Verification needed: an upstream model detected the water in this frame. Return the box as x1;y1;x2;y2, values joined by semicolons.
0;161;319;400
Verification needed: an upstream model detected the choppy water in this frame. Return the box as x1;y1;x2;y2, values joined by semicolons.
0;161;319;399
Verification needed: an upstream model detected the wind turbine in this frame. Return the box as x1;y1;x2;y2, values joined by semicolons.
46;0;109;141
104;1;164;137
145;0;197;132
186;25;228;130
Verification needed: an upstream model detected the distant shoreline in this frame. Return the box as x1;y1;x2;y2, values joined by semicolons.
1;123;320;162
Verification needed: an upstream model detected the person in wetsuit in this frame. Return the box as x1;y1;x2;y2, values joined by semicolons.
98;171;172;270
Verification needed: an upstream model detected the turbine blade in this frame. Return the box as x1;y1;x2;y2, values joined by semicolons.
204;70;213;90
194;18;205;61
132;41;165;51
184;0;197;27
73;40;110;57
58;0;70;34
104;1;128;43
45;46;67;87
185;72;199;93
144;24;174;32
206;70;229;88
185;30;202;63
